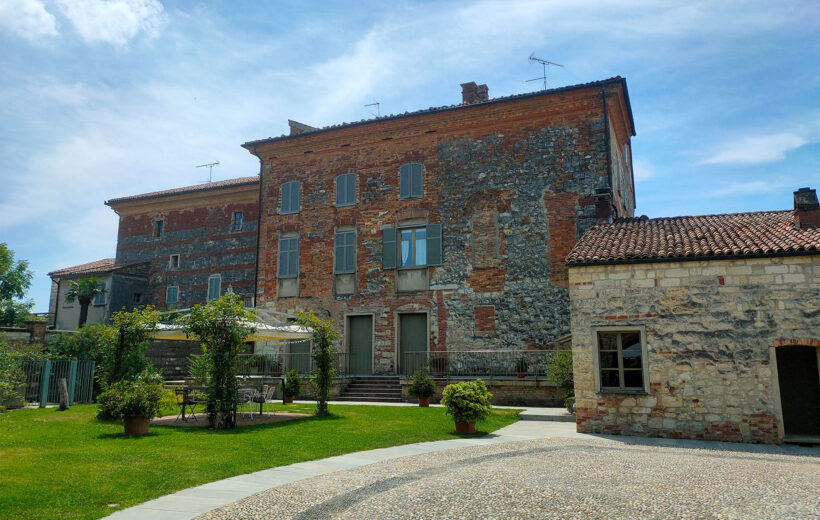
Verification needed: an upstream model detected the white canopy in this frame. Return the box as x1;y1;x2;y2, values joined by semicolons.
152;321;313;342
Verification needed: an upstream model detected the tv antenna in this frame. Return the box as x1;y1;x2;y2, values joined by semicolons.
364;101;380;117
526;54;563;90
196;161;220;183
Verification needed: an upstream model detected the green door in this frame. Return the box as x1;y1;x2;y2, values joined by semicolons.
400;313;428;376
349;316;373;375
288;340;311;374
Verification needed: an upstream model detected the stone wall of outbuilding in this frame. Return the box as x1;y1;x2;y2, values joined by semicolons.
568;255;820;443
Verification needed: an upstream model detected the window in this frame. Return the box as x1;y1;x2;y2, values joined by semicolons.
382;224;442;269
166;286;179;306
232;211;243;231
334;230;356;273
207;275;221;301
133;293;142;304
93;282;106;306
336;173;356;207
399;163;423;199
281;181;300;214
152;219;164;239
400;227;427;267
169;254;180;269
278;235;299;278
597;330;647;392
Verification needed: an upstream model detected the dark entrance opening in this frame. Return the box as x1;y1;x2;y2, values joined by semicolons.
776;346;820;438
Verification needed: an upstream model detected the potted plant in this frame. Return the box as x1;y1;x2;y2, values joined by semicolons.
407;369;436;406
515;357;529;378
281;369;301;404
441;379;493;434
96;373;163;436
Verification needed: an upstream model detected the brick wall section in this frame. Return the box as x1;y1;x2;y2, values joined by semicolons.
568;255;820;444
399;377;563;406
474;305;495;334
247;82;635;373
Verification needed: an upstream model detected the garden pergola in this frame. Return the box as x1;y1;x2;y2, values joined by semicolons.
151;321;313;342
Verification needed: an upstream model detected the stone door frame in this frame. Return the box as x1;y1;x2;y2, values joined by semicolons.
344;313;375;375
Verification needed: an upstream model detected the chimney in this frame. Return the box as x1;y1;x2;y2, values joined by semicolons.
594;188;613;222
288;119;318;136
460;82;489;104
794;187;820;230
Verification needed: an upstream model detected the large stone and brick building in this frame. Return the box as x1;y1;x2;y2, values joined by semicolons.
242;77;636;375
567;187;820;443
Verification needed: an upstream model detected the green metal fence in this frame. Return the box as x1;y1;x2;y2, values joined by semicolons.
21;359;96;406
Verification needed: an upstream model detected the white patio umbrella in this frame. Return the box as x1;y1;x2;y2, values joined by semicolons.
151;321;313;342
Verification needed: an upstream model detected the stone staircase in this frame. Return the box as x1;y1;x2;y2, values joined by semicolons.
336;376;403;402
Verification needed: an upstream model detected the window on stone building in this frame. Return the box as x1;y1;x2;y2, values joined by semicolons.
382;224;442;269
399;163;423;199
207;275;221;301
169;254;180;269
232;211;243;231
281;181;300;214
93;282;106;306
278;235;300;278
336;173;356;207
596;329;647;392
334;229;356;273
133;293;143;304
166;286;179;307
152;219;164;239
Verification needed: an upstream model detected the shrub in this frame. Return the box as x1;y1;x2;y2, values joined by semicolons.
0;338;42;410
515;357;529;374
546;349;574;412
188;354;211;385
441;379;493;424
50;324;117;361
100;307;160;387
407;369;435;399
295;310;338;416
282;369;301;398
96;369;164;420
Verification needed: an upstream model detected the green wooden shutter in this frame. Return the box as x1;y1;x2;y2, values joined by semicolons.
382;227;396;269
411;163;423;198
399;164;411;199
292;182;300;212
346;173;355;204
427;224;442;266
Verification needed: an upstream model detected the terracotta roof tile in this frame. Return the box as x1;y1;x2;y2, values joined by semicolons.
48;258;116;277
568;210;820;265
105;176;258;205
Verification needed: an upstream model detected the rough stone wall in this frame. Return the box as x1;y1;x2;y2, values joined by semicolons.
114;195;259;309
569;255;820;443
399;377;562;406
250;84;634;375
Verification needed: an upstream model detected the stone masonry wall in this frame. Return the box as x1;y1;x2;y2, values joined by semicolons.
569;255;820;443
249;83;635;374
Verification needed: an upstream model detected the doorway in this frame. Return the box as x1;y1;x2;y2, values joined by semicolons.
776;346;820;438
399;313;428;376
348;315;373;375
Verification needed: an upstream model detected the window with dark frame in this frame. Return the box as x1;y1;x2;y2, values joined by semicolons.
232;211;243;231
336;173;356;207
334;229;356;273
93;282;106;306
152;219;164;239
400;227;427;267
278;235;299;278
166;286;179;306
597;330;645;391
133;293;142;304
281;181;300;214
399;163;423;199
169;254;180;269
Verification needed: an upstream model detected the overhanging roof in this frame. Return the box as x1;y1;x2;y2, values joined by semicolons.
152;322;313;342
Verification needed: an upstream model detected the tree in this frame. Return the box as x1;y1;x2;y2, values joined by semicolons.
546;349;575;412
99;306;160;389
295;310;338;416
178;293;256;429
0;244;34;327
64;278;106;328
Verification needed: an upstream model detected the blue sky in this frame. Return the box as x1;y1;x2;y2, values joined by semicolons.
1;0;818;312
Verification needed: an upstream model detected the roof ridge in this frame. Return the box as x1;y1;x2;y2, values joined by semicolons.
614;209;792;223
106;175;259;205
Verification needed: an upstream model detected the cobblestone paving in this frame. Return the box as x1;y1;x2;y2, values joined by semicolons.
197;437;819;520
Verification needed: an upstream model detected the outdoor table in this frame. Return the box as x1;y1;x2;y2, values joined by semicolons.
179;386;208;421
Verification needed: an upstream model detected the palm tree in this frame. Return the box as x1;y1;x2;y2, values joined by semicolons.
65;277;106;328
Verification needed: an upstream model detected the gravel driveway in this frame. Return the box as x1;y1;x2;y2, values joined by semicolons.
197;436;819;519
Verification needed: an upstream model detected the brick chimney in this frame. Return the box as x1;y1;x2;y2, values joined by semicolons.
288;119;317;136
794;187;820;230
594;188;613;222
461;82;489;104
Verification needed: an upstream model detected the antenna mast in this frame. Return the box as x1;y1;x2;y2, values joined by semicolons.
526;54;563;90
196;161;220;183
364;101;380;117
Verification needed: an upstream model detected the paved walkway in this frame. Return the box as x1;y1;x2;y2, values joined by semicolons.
106;413;819;520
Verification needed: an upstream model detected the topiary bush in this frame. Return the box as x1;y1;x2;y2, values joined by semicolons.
441;379;493;424
546;349;574;412
282;369;302;398
407;369;435;399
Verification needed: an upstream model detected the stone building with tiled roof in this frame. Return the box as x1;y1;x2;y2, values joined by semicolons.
567;187;820;444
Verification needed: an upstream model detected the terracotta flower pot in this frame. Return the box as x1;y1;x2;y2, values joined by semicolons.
455;421;476;434
123;416;150;436
418;396;430;407
517;373;526;379
283;396;294;404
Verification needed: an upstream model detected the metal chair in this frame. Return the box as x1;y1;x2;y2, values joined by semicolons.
261;385;277;415
237;389;255;420
174;387;197;422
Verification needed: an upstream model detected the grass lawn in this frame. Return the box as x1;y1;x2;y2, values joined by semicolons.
0;403;519;520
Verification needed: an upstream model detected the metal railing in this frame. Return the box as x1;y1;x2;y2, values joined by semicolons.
236;352;349;377
401;350;556;378
21;359;96;406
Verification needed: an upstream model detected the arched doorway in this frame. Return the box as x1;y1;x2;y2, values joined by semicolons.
774;341;820;442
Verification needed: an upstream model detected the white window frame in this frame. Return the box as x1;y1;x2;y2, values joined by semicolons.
166;285;179;306
592;326;649;394
207;274;221;301
169;254;180;269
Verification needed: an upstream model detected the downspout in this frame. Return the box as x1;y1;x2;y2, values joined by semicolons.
252;144;263;309
600;84;614;216
53;279;60;329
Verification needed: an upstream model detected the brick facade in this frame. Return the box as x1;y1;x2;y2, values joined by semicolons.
568;255;820;443
244;78;635;374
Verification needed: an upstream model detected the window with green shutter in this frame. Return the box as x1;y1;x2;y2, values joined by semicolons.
207;275;221;301
399;163;423;199
281;181;300;214
336;173;356;207
386;224;442;268
166;286;179;306
382;227;396;269
334;230;356;273
278;235;300;278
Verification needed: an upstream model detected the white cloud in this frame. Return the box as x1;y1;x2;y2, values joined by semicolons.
700;133;807;165
55;0;164;46
632;158;656;182
709;181;782;198
0;0;57;40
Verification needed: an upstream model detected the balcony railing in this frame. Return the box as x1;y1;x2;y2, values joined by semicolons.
401;350;556;378
235;353;350;377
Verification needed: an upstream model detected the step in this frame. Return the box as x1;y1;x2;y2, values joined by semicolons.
335;396;404;402
518;409;576;423
346;385;402;390
341;392;402;398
